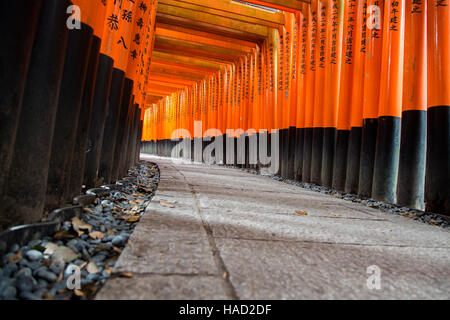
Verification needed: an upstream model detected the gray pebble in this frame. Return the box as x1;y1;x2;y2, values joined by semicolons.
111;236;124;246
28;239;42;248
19;291;40;300
3;264;18;277
35;279;48;290
35;269;57;282
92;254;106;263
16;275;37;292
0;286;17;300
9;244;20;254
26;250;43;261
16;267;32;278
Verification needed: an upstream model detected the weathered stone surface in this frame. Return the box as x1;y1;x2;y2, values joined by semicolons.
96;275;228;300
97;155;450;300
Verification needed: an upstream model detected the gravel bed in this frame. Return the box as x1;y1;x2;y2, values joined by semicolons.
0;162;160;300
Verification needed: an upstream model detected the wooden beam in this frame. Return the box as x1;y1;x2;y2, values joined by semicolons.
159;0;284;28
148;75;197;86
240;0;309;13
157;4;269;37
149;66;206;82
151;61;217;76
152;51;227;71
155;27;254;53
156;14;265;43
154;40;240;63
156;23;257;48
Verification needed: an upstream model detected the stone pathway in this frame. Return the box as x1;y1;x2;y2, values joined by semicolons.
97;155;450;300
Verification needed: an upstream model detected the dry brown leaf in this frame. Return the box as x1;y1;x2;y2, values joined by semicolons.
52;246;79;264
126;215;140;223
8;250;22;264
87;260;99;274
223;272;228;279
89;231;105;240
72;217;93;233
160;200;175;208
113;247;122;254
104;265;112;275
74;289;85;297
117;272;133;278
54;230;77;240
295;210;308;216
107;229;115;236
83;207;95;214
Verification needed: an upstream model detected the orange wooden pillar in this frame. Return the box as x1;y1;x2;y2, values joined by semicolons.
372;0;405;204
332;0;357;191
345;0;367;194
396;0;427;210
426;0;450;215
293;6;308;181
358;0;385;197
321;0;343;188
311;0;327;185
302;2;317;183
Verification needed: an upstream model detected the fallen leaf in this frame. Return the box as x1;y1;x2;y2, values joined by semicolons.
107;229;115;236
74;289;85;297
87;261;99;274
104;265;112;275
117;272;133;278
72;217;93;234
89;231;105;240
52;246;79;264
8;250;22;264
126;215;140;223
54;230;77;240
160;201;175;208
113;247;122;254
44;243;59;257
295;210;308;216
223;272;228;279
83;207;95;214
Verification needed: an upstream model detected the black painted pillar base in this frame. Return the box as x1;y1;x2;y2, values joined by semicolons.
68;36;101;200
294;128;304;181
0;0;41;201
358;118;378;197
302;128;313;183
135;119;143;164
321;127;336;188
99;68;125;185
332;130;350;191
84;54;114;188
311;128;324;185
425;106;450;215
46;23;93;211
111;78;133;182
345;127;362;194
128;107;141;170
397;110;426;210
280;128;288;177
372;116;401;204
286;127;296;180
1;0;70;229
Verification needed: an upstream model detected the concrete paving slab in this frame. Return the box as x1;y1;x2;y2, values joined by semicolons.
96;275;228;300
97;155;450;300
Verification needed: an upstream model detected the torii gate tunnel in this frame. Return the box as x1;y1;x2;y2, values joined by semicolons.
0;0;449;231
